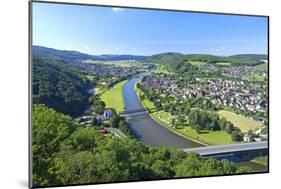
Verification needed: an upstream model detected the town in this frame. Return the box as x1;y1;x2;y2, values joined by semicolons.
140;63;268;143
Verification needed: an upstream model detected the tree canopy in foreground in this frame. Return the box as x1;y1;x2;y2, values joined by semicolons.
32;104;252;187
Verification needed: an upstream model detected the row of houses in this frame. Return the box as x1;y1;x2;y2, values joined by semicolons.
142;75;268;114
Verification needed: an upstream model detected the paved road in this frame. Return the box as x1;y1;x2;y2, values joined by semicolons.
183;141;268;156
105;128;126;138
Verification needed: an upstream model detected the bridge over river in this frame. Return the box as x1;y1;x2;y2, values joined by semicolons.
183;141;268;161
123;77;203;148
122;77;268;163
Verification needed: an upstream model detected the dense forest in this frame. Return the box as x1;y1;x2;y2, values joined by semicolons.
32;55;92;116
32;105;252;187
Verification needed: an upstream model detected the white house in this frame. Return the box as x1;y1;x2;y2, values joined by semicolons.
243;134;252;143
103;109;113;120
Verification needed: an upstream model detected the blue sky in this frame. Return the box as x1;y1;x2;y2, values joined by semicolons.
33;2;268;56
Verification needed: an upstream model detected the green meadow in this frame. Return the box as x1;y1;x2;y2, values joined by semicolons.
100;80;128;112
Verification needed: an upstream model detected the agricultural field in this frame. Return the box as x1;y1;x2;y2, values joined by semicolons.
100;80;128;112
216;62;231;66
248;75;266;82
188;61;207;67
254;62;268;72
84;60;139;67
218;110;263;132
155;65;169;73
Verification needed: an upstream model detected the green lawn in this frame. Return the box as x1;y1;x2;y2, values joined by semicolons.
254;63;268;72
84;60;138;67
142;99;156;109
151;111;236;146
218;110;263;132
85;75;96;81
216;62;231;66
176;127;236;146
135;85;237;146
248;75;265;82
100;80;127;112
188;61;207;67
155;65;169;73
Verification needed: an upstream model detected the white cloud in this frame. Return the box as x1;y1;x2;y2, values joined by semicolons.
115;47;120;50
132;47;137;50
112;8;124;12
85;46;89;50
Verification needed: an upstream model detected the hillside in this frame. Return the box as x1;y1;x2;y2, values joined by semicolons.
230;54;268;60
144;53;187;70
33;45;146;62
144;53;267;71
32;55;92;117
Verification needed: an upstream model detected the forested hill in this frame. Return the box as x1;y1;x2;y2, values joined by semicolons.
144;53;267;71
32;55;92;117
33;45;146;62
229;54;268;60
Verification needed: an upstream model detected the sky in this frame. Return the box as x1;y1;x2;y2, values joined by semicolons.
32;2;268;56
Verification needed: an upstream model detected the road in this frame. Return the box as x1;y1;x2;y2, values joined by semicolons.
183;141;268;156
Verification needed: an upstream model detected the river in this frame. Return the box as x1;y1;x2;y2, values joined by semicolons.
123;77;203;148
122;77;268;171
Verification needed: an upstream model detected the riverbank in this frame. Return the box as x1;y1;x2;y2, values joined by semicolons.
134;82;238;146
100;80;128;112
134;82;208;146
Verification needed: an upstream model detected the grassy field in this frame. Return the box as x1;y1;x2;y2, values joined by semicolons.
85;75;95;81
248;75;265;82
218;110;263;132
100;80;127;112
151;111;236;146
176;127;236;146
142;99;156;109
188;61;207;67
135;84;237;145
155;65;169;73
254;63;268;72
134;84;156;109
216;62;231;66
84;60;138;67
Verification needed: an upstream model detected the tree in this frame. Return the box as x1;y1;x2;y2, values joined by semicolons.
92;116;99;126
93;100;106;115
225;122;234;134
171;118;176;127
32;56;91;117
32;104;76;187
109;115;120;128
175;153;203;177
65;127;102;151
198;158;236;176
55;151;96;185
231;130;243;141
176;115;185;127
236;166;253;174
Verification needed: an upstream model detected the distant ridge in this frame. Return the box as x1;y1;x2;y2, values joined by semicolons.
32;45;147;61
144;52;267;71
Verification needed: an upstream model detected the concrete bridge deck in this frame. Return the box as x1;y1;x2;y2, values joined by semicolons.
183;141;268;156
